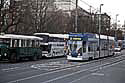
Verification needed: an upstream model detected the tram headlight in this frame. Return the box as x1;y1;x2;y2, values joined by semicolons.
78;53;80;56
4;53;7;56
69;53;71;56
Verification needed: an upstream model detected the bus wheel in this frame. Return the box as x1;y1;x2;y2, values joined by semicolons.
10;53;18;62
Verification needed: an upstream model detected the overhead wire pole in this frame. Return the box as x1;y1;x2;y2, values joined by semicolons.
90;6;92;32
99;4;104;58
115;14;119;42
75;0;78;32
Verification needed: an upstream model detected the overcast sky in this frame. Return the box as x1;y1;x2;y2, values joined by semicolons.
78;0;125;25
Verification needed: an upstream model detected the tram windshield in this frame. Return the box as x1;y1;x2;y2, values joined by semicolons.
68;40;84;52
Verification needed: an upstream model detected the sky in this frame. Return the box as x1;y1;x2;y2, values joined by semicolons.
78;0;125;25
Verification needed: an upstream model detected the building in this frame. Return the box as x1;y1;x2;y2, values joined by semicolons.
54;0;76;11
95;13;111;35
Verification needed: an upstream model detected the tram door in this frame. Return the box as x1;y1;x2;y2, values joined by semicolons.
88;41;98;59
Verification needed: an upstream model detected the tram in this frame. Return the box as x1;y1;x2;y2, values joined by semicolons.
34;33;68;57
121;40;125;49
67;33;115;61
0;34;43;62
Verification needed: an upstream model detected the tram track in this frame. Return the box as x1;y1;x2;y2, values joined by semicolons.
5;55;125;83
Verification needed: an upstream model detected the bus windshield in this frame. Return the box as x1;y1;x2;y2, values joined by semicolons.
68;40;83;52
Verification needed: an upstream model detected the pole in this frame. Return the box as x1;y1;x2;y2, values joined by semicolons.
99;4;103;58
115;14;119;47
75;0;78;32
90;6;92;32
115;14;118;41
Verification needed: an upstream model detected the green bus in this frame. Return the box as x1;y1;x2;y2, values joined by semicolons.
0;34;43;62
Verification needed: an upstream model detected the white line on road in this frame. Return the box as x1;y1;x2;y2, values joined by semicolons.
2;67;20;71
91;73;105;76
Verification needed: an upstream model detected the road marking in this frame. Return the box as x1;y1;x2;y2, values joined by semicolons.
89;68;99;72
91;73;105;76
69;74;91;83
2;67;20;71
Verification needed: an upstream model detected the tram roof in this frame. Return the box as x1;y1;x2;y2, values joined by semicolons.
0;34;43;40
69;33;114;40
96;34;115;40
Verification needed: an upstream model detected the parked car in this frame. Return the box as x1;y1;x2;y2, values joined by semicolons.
114;46;121;55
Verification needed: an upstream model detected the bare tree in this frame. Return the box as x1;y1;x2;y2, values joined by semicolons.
0;0;24;33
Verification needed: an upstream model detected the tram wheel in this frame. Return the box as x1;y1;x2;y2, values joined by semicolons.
89;57;93;61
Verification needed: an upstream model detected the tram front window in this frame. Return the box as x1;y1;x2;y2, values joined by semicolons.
68;40;84;53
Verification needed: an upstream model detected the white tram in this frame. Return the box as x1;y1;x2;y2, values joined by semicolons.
67;33;115;61
34;33;68;57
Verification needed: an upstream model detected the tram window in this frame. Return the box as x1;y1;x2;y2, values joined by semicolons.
11;39;19;47
83;41;86;52
32;40;35;47
17;40;20;47
88;43;94;52
73;44;77;51
27;40;30;47
36;40;39;47
101;43;107;50
29;40;32;47
21;40;25;47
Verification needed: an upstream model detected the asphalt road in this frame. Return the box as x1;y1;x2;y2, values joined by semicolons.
0;50;125;83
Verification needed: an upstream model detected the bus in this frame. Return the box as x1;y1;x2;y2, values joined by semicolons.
0;34;43;62
67;33;115;61
34;33;68;57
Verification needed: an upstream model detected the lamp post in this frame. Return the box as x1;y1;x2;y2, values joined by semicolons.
106;28;109;56
75;0;78;32
99;4;104;58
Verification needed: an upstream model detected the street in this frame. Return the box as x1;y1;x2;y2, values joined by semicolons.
0;50;125;83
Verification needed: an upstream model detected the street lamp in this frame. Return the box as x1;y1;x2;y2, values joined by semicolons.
75;0;78;32
99;4;104;58
106;28;109;56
